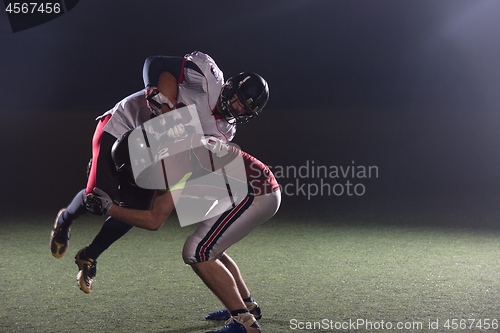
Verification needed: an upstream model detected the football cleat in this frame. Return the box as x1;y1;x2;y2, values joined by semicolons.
206;313;260;333
50;208;70;258
75;248;97;293
205;309;231;321
246;302;262;320
206;302;262;321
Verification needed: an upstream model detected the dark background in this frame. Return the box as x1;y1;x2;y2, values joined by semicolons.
1;0;500;226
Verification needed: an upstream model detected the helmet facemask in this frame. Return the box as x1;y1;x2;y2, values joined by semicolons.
219;72;269;124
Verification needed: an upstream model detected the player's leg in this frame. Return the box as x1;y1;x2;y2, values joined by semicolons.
190;259;260;333
50;189;87;258
203;252;262;322
75;183;155;293
51;116;117;258
220;253;250;300
57;189;88;229
75;216;133;293
218;253;262;319
183;190;280;332
191;258;246;313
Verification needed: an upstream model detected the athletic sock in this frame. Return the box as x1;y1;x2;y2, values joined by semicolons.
243;296;255;303
84;217;132;260
60;189;88;229
230;309;249;317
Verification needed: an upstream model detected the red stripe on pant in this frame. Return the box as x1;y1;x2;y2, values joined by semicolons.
198;196;250;262
85;114;112;195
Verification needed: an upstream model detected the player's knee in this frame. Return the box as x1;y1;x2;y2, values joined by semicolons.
182;234;222;265
182;235;199;264
182;246;224;265
182;231;227;264
182;253;196;265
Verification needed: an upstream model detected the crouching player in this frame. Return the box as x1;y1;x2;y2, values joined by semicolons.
86;131;281;333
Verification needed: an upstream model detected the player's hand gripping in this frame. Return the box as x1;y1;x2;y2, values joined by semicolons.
85;187;114;216
146;86;176;116
167;123;186;139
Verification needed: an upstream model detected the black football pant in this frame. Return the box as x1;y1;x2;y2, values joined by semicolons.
84;181;155;260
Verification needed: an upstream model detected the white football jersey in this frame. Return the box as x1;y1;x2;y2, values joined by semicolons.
97;90;152;139
178;51;236;142
98;51;235;142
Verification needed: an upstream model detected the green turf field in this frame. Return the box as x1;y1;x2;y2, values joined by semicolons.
1;201;500;333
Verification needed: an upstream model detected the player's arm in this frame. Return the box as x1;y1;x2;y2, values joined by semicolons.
109;190;175;231
143;57;182;114
87;188;176;231
143;56;184;88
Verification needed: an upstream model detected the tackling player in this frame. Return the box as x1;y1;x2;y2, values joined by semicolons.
50;51;269;294
86;131;281;333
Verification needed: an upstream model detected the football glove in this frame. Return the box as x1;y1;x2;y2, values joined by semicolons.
146;87;175;116
200;136;229;157
167;123;186;139
85;187;114;216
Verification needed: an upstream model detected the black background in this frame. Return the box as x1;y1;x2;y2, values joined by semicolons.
1;0;500;225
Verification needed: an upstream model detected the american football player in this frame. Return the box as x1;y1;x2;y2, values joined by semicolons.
50;51;270;295
87;131;280;333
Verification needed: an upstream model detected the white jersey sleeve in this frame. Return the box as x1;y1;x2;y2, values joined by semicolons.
178;51;236;142
97;90;153;139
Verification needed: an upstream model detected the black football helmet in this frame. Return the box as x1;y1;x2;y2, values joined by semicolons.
112;129;162;188
111;130;133;173
111;130;144;186
219;72;269;124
